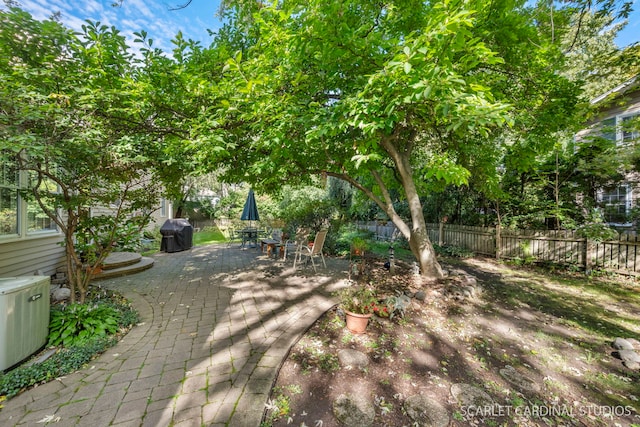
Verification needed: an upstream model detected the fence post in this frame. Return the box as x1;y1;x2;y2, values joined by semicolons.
438;221;444;246
495;224;501;260
582;238;592;272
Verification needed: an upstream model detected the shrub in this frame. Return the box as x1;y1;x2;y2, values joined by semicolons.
433;244;474;258
0;336;117;398
48;303;121;347
337;284;378;314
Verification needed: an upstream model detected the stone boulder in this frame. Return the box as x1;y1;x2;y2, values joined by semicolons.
404;394;449;427
333;393;375;427
499;365;541;393
52;287;71;302
450;383;495;411
337;349;369;369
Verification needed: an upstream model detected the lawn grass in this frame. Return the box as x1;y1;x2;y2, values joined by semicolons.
192;226;226;246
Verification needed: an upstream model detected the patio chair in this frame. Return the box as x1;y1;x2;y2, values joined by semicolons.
223;227;242;247
293;228;328;273
275;228;305;261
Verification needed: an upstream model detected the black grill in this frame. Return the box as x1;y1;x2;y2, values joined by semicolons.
160;219;193;253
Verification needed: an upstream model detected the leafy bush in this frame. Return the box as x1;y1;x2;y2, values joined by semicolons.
0;336;117;398
336;284;378;314
278;185;339;231
331;225;374;256
576;210;618;242
48;303;121;347
433;244;474;258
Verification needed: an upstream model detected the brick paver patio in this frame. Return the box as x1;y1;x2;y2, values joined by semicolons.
1;244;349;427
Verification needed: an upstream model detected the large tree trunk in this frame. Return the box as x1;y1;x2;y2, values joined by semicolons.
385;205;443;278
380;135;444;279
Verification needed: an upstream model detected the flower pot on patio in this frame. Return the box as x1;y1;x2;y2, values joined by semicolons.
345;311;372;334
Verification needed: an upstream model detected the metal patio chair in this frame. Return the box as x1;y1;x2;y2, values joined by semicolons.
293;228;328;273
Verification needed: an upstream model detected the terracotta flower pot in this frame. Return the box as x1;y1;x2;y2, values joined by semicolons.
345;311;372;334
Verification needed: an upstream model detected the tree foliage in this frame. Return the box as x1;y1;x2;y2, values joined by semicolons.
195;0;586;277
0;8;161;302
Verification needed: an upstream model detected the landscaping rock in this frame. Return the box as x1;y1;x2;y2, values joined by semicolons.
626;338;640;349
440;271;482;302
414;290;427;302
610;339;640;370
617;350;640;364
52;287;71;302
337;349;369;369
462;275;478;286
404;394;449;427
613;338;635;351
499;365;541;393
333;393;375;427
450;383;495;410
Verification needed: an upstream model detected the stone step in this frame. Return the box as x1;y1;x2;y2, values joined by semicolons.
101;252;143;270
92;256;154;281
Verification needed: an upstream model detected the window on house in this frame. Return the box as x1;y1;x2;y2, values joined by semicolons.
600;185;630;223
26;172;57;233
0;161;19;236
622;114;640;144
0;155;58;237
600;117;616;141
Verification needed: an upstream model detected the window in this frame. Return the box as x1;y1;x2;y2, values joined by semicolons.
27;172;57;233
161;198;167;217
599;113;640;146
600;117;616;141
622;114;640;145
0;161;19;236
0;155;58;238
600;185;631;223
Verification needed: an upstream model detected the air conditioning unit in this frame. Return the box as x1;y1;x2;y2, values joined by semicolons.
0;276;50;371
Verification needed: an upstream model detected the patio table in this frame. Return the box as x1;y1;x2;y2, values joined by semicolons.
260;238;282;258
238;228;262;249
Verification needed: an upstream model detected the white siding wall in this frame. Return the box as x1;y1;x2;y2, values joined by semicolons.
0;234;65;277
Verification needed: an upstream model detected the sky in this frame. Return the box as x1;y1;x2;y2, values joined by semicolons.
2;0;640;53
5;0;225;53
616;0;640;47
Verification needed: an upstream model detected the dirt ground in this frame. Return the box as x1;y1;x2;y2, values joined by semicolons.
264;255;640;427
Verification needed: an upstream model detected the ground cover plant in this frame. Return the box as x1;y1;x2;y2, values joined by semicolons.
265;255;640;426
0;287;138;401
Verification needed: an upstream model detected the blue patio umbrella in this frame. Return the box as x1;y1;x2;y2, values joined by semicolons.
240;189;260;225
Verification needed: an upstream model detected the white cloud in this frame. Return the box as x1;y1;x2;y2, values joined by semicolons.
125;0;156;20
82;0;103;15
3;0;222;54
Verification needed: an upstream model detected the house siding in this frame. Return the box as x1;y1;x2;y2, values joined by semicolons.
0;234;65;277
576;88;640;139
595;89;640;121
0;198;169;279
148;199;172;229
575;78;640;227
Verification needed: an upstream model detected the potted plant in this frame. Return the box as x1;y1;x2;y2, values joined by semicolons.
337;284;377;334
